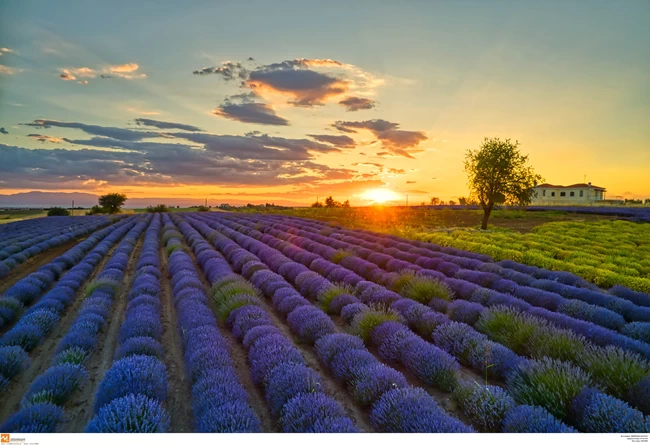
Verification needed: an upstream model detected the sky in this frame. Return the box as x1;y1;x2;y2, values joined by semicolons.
0;0;649;206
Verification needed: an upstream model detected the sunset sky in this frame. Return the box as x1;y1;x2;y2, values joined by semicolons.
0;0;649;206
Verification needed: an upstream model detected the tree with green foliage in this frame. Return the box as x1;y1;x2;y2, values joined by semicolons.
465;137;542;229
47;207;70;216
311;201;324;208
86;205;106;215
342;200;350;208
98;193;127;214
197;205;210;212
430;197;440;206
146;204;170;213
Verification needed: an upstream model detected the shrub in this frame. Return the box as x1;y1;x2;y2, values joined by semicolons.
146;204;170;213
22;364;88;407
18;310;59;335
401;276;453;304
1;402;65;432
94;355;167;412
576;345;649;400
628;375;650;415
401;339;460;392
349;363;408;406
571;388;647;433
622;322;650;342
329;293;359;315
340;303;369;324
331;249;356;264
330;349;377;382
86;394;170;433
84;279;121;297
279;392;358;433
317;284;355;313
454;383;514;431
502;405;576;433
47;207;70;217
0;345;30;381
51;347;90;366
351;307;404;343
286;306;336;343
248;337;305;386
1;324;44;351
448;300;485;325
195;398;262;433
115;337;164;360
265;363;324;416
314;333;366;365
242;325;283;350
507;358;591;420
370;387;472;432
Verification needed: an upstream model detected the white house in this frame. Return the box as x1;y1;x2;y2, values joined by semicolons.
532;182;606;205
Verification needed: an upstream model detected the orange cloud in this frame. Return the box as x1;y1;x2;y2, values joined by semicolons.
27;134;63;143
110;63;139;73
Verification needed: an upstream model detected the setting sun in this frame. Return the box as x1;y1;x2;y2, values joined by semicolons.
360;188;402;204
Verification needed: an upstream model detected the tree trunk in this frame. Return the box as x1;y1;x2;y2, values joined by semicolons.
481;205;492;230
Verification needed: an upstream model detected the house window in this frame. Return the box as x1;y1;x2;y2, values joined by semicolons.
580;190;584;197
570;191;575;197
551;191;555;197
560;192;566;197
543;190;546;197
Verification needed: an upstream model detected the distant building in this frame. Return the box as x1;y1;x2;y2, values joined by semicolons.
532;182;606;205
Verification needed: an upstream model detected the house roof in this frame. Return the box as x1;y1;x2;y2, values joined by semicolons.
536;183;606;191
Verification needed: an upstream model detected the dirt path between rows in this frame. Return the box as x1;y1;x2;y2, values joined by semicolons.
63;235;144;432
0;234;126;424
159;243;195;432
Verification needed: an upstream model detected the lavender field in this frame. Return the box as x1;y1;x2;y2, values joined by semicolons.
0;212;648;433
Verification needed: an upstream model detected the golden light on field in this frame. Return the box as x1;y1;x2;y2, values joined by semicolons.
360;188;402;204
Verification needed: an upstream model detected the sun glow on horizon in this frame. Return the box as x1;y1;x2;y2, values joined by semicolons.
359;188;402;204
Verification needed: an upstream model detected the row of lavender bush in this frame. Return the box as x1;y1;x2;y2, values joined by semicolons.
0;216;150;432
0;217;138;392
192;213;649;432
0;216;114;279
85;214;172;432
0;217;135;330
179;213;470;433
160;214;261;432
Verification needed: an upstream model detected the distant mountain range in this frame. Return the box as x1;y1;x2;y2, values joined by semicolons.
0;191;304;208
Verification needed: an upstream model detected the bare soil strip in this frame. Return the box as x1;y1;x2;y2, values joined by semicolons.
159;243;195;432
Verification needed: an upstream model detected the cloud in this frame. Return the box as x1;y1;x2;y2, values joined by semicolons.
59;63;145;82
0;142;356;190
406;189;430;194
78;80;88;85
28;134;63;143
134;118;203;132
0;64;21;75
213;93;290;126
352;162;383;168
0;127;8;135
192;61;248;80
110;63;138;73
339;96;376;111
0;48;14;56
387;168;405;175
194;58;363;107
332;119;427;158
307;134;356;149
248;63;348;107
406;180;416;184
23;119;161;141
